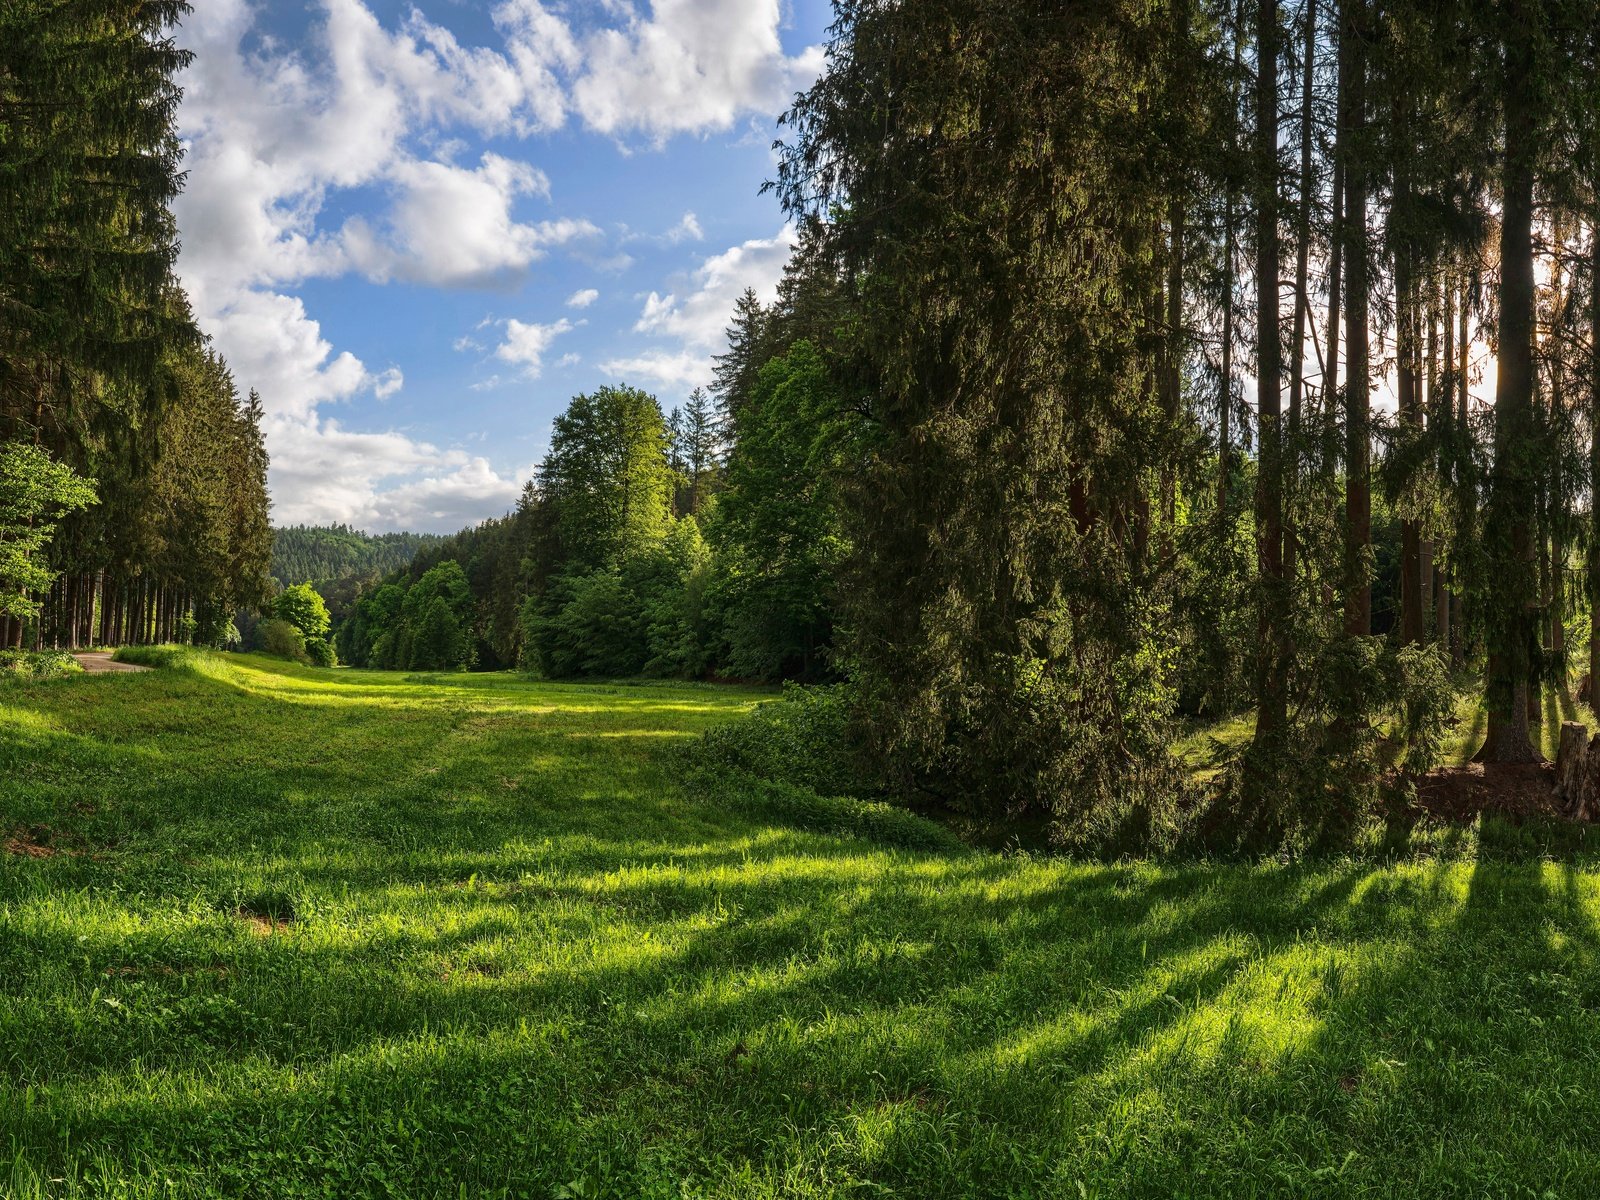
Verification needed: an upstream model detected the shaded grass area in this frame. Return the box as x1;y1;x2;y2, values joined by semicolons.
4;654;1600;1196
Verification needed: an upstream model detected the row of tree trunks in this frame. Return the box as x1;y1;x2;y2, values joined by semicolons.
26;574;193;650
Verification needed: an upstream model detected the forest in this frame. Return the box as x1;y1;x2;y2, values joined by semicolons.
0;0;273;657
5;0;1600;848
9;1;1600;1195
307;0;1600;850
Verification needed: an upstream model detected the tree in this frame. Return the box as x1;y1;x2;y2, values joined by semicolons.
774;0;1212;825
710;288;771;436
274;583;332;643
0;443;96;641
1477;0;1547;763
711;341;848;681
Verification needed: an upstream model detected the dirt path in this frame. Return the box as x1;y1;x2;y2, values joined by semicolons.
72;652;152;674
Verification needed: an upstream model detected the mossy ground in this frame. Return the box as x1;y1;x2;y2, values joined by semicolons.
4;653;1600;1197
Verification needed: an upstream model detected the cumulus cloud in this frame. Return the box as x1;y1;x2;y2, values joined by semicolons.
566;287;600;309
606;226;795;390
495;317;577;377
570;0;823;142
341;154;601;287
598;350;713;391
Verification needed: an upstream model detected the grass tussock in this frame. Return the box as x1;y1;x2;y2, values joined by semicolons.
3;655;1600;1196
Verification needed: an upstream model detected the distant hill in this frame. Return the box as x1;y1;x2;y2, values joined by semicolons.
272;524;447;590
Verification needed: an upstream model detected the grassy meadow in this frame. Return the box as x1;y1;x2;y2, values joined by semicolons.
3;653;1600;1197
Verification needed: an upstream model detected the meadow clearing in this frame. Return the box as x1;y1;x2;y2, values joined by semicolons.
3;653;1599;1198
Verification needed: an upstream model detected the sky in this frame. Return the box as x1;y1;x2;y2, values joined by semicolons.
170;0;832;534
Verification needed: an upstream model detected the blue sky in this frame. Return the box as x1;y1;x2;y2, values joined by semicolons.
171;0;832;533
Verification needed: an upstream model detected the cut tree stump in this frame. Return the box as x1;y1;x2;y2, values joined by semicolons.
1554;723;1588;807
1553;721;1600;822
1578;733;1600;823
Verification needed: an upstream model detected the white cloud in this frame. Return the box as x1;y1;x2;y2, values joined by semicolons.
341;153;600;287
372;368;405;399
599;349;712;390
495;317;577;377
566;287;600;309
604;225;794;394
570;0;823;142
663;211;704;243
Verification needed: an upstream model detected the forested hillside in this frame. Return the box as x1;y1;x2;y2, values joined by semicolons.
0;0;272;651
272;525;444;590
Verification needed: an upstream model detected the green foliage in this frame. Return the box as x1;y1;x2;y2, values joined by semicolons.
527;569;647;678
1212;639;1461;853
539;385;675;573
0;443;96;621
304;637;338;669
697;684;863;799
709;341;848;682
774;1;1203;824
257;618;308;663
273;583;332;642
0;649;81;682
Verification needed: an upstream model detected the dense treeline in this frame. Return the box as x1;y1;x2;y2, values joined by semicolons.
338;306;848;680
0;1;272;651
272;525;445;592
762;0;1600;845
334;0;1600;849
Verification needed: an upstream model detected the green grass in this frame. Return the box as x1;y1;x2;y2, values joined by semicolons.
5;652;1600;1197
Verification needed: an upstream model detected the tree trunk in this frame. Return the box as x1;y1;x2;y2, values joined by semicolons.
1284;0;1316;594
1252;0;1288;745
1478;10;1542;764
1453;272;1471;664
1342;0;1371;637
1590;220;1600;706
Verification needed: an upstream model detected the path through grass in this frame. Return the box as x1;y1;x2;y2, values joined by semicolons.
4;653;1600;1197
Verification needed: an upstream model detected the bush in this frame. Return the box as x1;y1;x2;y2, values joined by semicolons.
0;649;82;682
698;684;866;798
257;618;308;663
112;644;204;670
304;637;338;668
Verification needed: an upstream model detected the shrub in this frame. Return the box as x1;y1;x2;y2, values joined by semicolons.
304;637;338;668
112;644;203;670
0;649;82;682
257;618;308;663
698;684;865;798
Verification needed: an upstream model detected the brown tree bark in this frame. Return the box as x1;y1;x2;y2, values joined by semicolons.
1591;221;1600;705
1342;0;1371;637
1479;10;1542;763
1253;0;1288;745
1285;0;1317;593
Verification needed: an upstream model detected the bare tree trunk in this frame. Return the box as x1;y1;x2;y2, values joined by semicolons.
1253;0;1288;746
1342;0;1371;637
1479;12;1542;763
1454;272;1471;663
1591;220;1600;704
1285;0;1316;594
1438;279;1454;652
